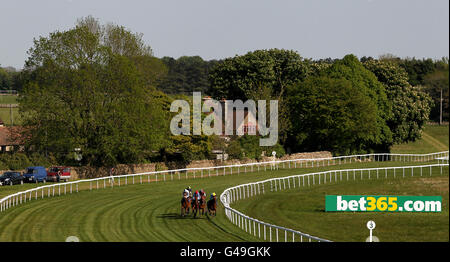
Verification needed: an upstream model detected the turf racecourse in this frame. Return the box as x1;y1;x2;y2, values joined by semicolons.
0;161;447;242
232;171;449;242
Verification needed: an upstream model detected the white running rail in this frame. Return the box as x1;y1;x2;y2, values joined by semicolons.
220;161;449;242
0;151;448;219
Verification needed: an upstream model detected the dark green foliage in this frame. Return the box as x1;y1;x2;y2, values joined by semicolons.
157;56;219;95
423;60;449;122
397;57;436;86
0;152;55;170
158;93;215;164
6;14;445;166
363;59;432;143
0;153;31;170
364;55;449;122
18;18;171;167
208;49;310;101
0;67;23;92
0;68;14;91
226;139;244;160
226;135;285;160
285;76;379;155
322;55;393;151
162;135;212;164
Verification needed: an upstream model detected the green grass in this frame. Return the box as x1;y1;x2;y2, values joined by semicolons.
0;122;448;242
0;107;21;125
0;94;20;125
391;124;449;154
0;160;446;242
0;95;18;104
233;170;449;242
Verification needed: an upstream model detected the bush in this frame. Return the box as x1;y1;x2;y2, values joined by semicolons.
0;153;32;170
267;143;286;158
0;160;8;171
227;135;286;160
226;140;244;160
28;152;58;167
0;152;58;171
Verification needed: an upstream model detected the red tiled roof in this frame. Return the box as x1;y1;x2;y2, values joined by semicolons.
0;126;25;146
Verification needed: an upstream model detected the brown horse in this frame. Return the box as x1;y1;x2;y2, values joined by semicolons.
207;196;217;216
181;194;191;217
192;196;199;218
198;194;207;216
192;194;206;218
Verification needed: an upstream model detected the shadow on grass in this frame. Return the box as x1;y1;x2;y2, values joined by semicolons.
157;213;208;220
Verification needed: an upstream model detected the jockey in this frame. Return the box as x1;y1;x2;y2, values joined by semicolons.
193;190;200;201
183;186;191;198
183;189;189;198
199;189;205;198
210;192;216;200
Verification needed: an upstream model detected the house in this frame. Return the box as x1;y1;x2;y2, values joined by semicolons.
203;96;258;136
202;96;259;161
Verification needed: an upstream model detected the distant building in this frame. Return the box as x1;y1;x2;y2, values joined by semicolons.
203;96;258;136
0;123;23;152
211;150;228;161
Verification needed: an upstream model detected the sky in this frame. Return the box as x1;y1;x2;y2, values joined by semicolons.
0;0;449;69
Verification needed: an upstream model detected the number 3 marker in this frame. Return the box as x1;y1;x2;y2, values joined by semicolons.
367;220;376;242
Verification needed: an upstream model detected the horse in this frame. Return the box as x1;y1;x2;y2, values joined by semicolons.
192;194;206;218
192;196;200;218
180;194;191;217
207;196;217;216
198;194;207;216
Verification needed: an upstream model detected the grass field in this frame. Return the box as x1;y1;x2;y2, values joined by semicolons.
0;160;447;242
0;95;18;104
391;124;449;154
233;173;448;242
0;94;20;125
0;122;447;242
0;107;20;125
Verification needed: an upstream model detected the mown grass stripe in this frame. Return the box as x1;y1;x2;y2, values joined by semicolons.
0;161;446;242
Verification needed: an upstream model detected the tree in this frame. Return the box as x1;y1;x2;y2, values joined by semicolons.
208;49;310;101
367;55;448;123
325;55;393;151
159;93;214;164
397;57;435;86
76;16;153;57
163;134;212;164
363;59;432;143
19;18;170;167
423;59;449;123
131;55;168;88
225;138;243;160
208;49;310;147
285;76;379;155
0;68;10;90
225;135;285;160
0;67;18;91
158;56;218;95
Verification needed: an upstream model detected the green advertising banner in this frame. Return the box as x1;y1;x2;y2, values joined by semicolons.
325;195;442;212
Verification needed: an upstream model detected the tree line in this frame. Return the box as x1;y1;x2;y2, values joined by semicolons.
3;53;447;124
0;16;447;168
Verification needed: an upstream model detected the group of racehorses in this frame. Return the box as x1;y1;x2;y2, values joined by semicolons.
181;190;217;218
